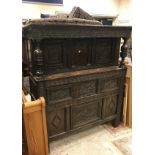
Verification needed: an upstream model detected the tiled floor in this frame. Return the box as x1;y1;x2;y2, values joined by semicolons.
50;123;132;155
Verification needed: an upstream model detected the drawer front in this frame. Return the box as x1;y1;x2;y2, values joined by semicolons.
46;84;72;104
46;80;97;104
76;80;97;97
71;100;102;129
99;77;120;92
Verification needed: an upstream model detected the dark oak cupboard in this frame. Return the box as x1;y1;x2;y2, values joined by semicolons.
23;18;132;142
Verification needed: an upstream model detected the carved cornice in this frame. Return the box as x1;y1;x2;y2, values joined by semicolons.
23;23;132;39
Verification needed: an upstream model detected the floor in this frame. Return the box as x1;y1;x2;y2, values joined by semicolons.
49;123;132;155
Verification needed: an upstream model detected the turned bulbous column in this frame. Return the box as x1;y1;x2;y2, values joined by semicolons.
33;40;44;76
120;37;129;68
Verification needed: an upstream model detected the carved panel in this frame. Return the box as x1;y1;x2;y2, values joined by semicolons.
71;100;101;128
100;78;119;92
77;80;96;97
94;39;113;64
46;109;65;137
46;86;71;104
102;95;118;118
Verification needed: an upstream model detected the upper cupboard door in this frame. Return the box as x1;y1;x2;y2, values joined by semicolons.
69;39;91;67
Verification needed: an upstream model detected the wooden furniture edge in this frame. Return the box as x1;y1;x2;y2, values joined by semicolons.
22;95;49;155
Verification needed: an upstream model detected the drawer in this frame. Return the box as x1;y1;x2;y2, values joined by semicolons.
99;77;121;92
75;80;97;98
46;84;73;105
46;79;98;104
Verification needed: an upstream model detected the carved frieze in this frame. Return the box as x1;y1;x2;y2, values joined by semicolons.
46;86;72;104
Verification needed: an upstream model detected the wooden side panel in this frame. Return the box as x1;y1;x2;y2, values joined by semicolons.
23;97;48;155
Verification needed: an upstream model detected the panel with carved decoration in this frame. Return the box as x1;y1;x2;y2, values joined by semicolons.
71;100;102;129
102;95;118;118
46;109;65;137
100;78;120;92
46;84;72;104
77;80;97;97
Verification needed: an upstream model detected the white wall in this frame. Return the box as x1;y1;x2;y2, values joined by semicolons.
22;0;120;19
116;0;132;25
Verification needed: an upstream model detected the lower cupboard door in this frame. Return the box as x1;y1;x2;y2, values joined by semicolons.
71;100;102;129
46;109;66;137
